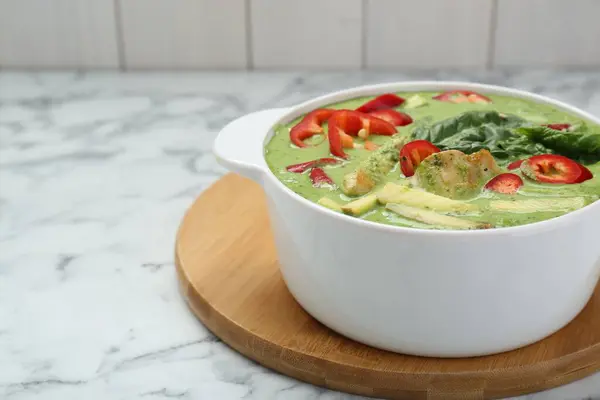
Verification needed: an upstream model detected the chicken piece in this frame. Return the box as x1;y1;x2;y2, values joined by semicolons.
466;149;500;176
342;135;408;196
414;149;501;199
342;169;376;196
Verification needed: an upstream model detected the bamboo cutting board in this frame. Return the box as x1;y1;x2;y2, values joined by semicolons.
175;173;600;400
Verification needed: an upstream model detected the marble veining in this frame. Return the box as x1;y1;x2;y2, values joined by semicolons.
1;71;600;400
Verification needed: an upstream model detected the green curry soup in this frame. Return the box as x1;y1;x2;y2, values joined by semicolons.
264;91;600;230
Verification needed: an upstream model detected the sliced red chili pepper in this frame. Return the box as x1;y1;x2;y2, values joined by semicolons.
484;173;524;194
289;109;335;148
328;120;347;158
433;90;492;104
575;163;593;183
543;123;571;131
399;140;441;177
521;154;582;184
368;109;413;127
336;110;397;136
328;110;396;158
356;93;405;113
364;115;397;135
286;157;339;173
507;159;524;170
309;168;334;187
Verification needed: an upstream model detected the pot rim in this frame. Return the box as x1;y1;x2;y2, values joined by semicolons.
262;80;600;237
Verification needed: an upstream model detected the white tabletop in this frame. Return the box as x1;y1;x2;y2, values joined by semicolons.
1;71;599;400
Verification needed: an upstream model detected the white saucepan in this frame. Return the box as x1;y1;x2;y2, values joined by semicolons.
213;82;600;357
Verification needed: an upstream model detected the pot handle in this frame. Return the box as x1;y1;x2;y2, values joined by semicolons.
213;108;289;183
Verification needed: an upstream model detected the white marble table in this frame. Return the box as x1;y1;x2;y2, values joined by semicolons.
1;71;599;400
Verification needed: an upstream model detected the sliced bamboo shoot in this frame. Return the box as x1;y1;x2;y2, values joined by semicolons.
386;203;491;230
377;183;478;213
341;194;378;216
317;197;342;212
489;198;586;213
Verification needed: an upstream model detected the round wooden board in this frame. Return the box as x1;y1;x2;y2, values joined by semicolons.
175;174;600;400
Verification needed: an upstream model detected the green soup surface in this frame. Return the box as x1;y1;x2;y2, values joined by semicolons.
265;91;600;230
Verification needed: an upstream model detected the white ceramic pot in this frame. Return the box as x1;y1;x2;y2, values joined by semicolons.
213;82;600;357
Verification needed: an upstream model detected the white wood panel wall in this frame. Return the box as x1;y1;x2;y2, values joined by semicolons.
0;0;119;68
119;0;247;69
250;0;362;69
494;0;600;67
366;0;493;68
1;0;599;69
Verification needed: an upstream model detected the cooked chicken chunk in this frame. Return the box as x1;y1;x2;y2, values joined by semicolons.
414;149;501;199
342;135;408;196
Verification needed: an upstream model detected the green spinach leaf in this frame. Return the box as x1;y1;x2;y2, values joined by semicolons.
412;111;547;160
516;124;600;164
412;110;600;163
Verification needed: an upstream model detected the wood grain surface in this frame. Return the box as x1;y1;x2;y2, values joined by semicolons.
175;173;600;400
